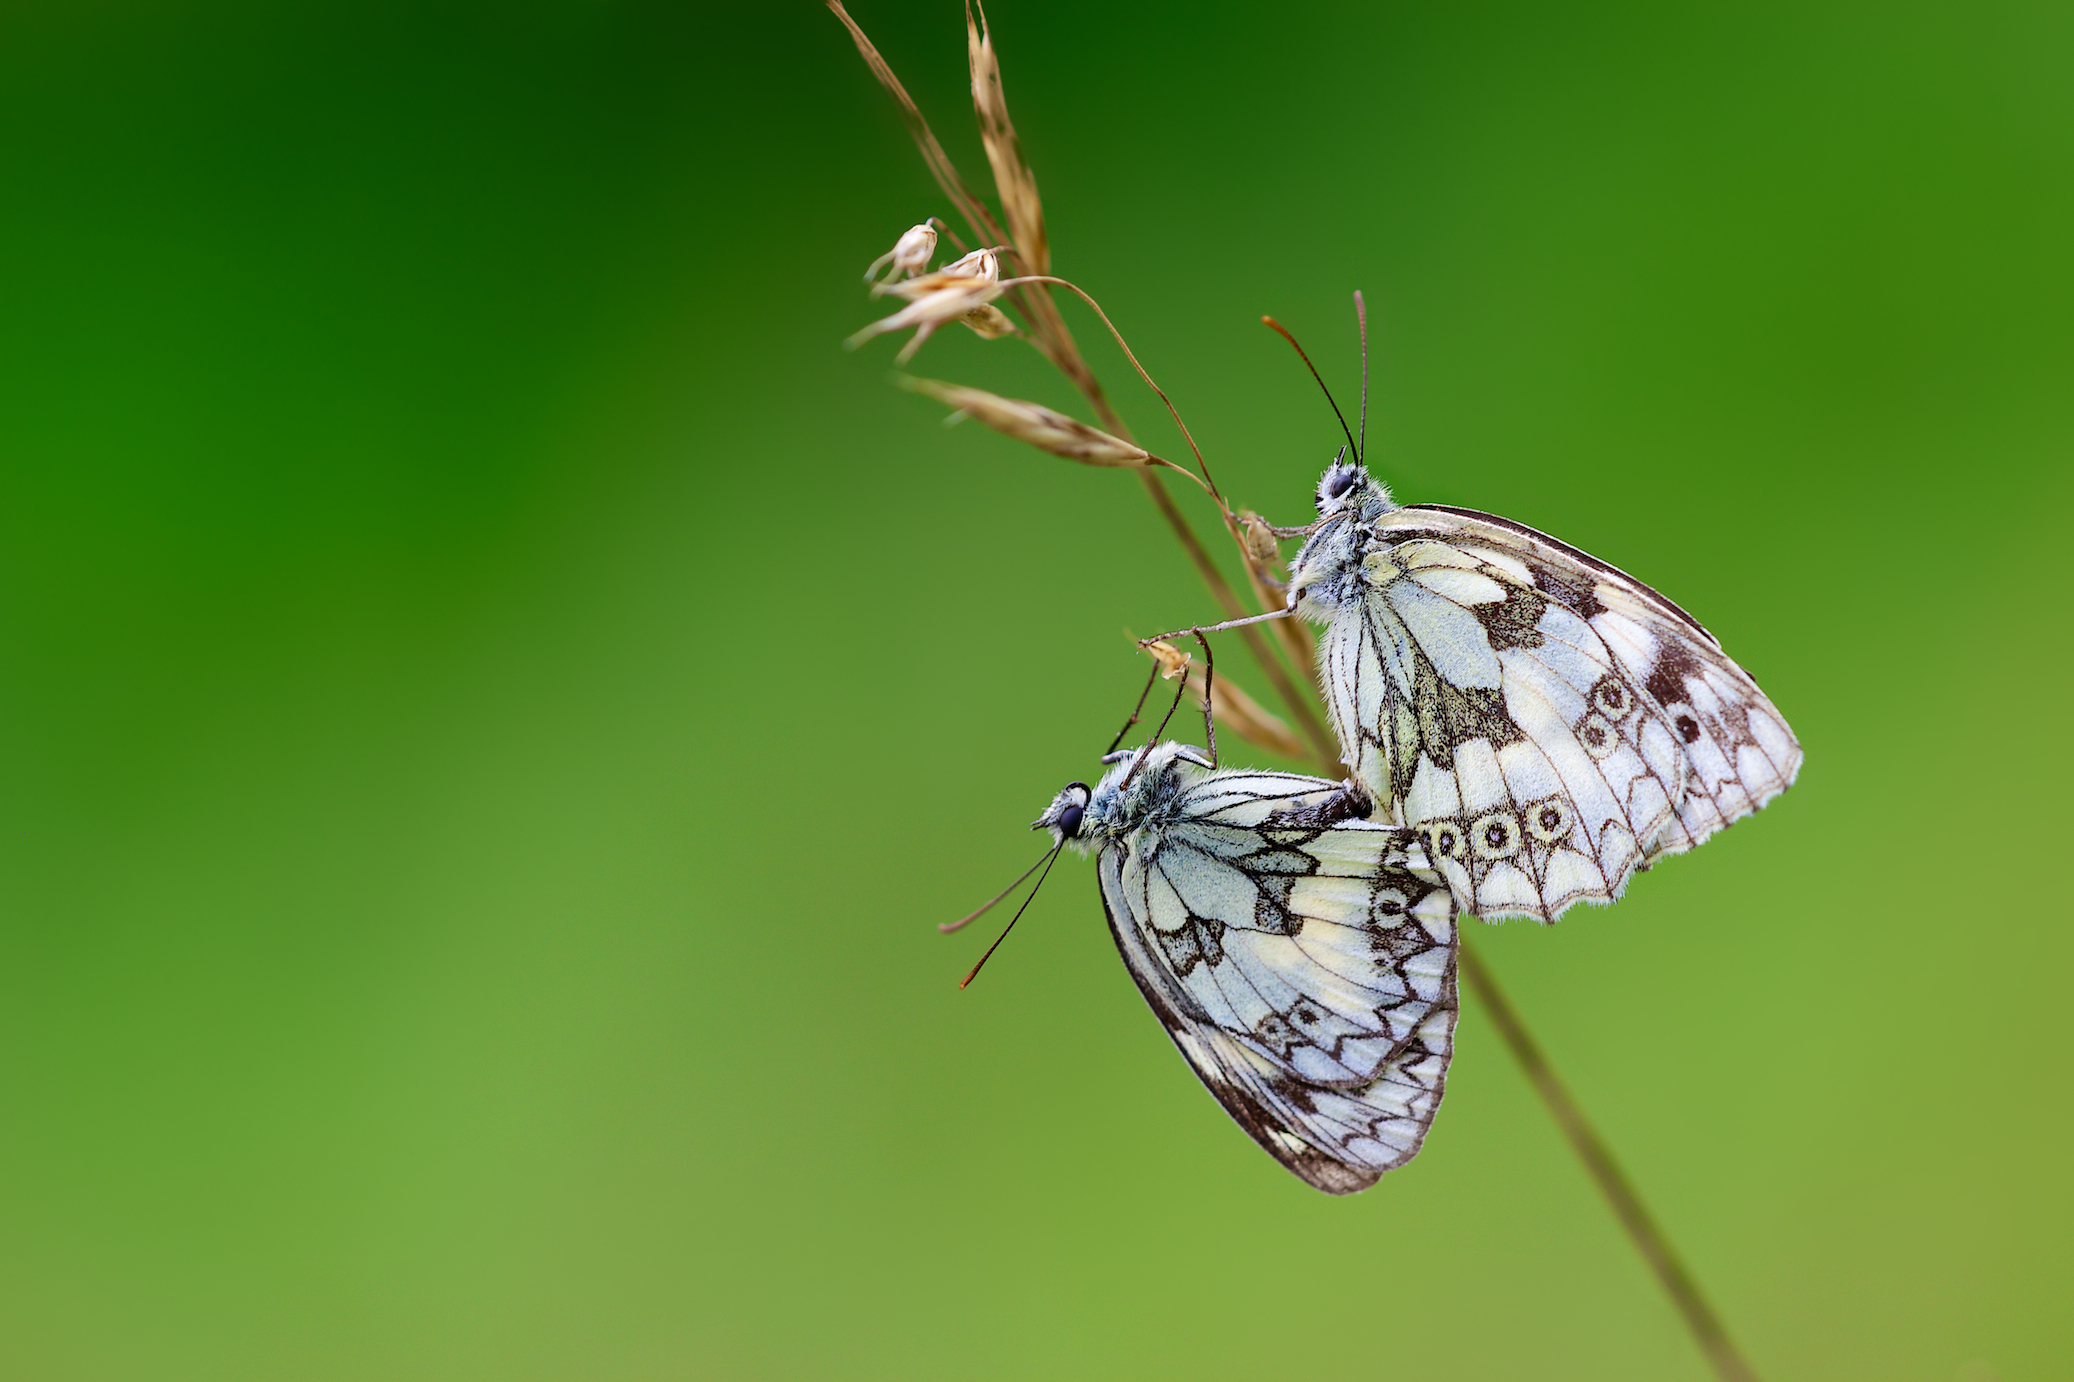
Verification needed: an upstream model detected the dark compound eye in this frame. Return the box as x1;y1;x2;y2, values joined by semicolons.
1319;466;1359;506
1057;804;1084;838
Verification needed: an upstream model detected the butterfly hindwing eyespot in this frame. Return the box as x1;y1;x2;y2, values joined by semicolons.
1469;811;1522;860
1524;797;1573;845
1577;711;1619;760
1590;675;1635;721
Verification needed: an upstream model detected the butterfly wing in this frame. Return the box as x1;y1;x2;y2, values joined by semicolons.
1097;769;1458;1194
1324;504;1800;921
1396;506;1803;867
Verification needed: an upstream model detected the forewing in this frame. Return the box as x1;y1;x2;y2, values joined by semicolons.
1098;775;1458;1194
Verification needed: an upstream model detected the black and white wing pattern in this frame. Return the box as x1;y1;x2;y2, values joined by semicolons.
1314;501;1800;922
1089;757;1458;1194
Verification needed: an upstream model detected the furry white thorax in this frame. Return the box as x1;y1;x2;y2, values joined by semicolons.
1288;463;1397;616
1034;743;1212;855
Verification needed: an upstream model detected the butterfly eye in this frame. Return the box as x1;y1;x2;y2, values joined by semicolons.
1057;804;1084;838
1317;464;1360;510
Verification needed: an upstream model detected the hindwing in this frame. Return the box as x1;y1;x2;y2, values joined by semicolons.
1096;767;1458;1193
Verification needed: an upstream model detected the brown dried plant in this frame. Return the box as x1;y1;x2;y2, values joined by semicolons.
828;7;1764;1380
829;0;1335;770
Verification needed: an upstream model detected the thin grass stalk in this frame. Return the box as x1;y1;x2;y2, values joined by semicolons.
1015;262;1334;765
830;0;1118;448
1458;941;1763;1382
827;3;999;243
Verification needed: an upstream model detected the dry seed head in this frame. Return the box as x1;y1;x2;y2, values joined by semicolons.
898;377;1153;466
961;304;1018;339
873;246;1000;301
1238;511;1281;565
848;268;1008;363
864;222;938;285
825;3;1008;263
966;1;1047;275
1144;640;1191;680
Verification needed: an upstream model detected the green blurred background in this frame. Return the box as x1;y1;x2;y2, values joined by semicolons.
0;0;2068;1377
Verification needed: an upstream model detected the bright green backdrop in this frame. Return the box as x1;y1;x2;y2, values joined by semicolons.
1;1;2068;1378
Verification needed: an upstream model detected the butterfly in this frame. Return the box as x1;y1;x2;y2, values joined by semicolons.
1281;458;1803;923
1026;740;1460;1193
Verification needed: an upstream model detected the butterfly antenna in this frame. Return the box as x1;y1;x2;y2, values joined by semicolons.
939;847;1057;934
1262;315;1358;463
1104;658;1163;757
1353;290;1369;463
959;840;1065;988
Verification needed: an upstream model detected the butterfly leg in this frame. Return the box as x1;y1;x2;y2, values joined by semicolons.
1186;626;1218;770
1103;659;1163;758
1118;661;1197;789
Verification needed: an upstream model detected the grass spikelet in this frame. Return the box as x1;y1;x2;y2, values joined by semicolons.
865;222;938;285
965;1;1047;276
899;377;1163;468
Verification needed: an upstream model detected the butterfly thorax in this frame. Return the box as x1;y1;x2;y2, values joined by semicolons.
1032;744;1206;862
1080;747;1198;846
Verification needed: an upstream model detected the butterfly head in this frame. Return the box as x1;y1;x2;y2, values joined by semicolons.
1315;458;1365;516
1033;781;1093;851
1314;458;1391;519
